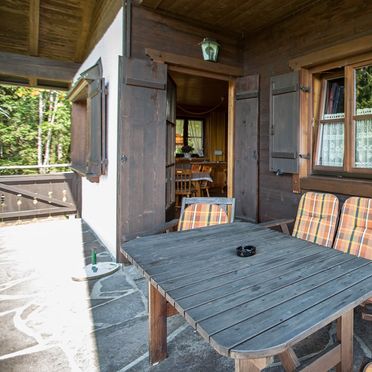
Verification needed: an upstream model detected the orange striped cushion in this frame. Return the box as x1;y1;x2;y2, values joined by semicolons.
333;197;372;259
292;192;339;247
178;203;229;231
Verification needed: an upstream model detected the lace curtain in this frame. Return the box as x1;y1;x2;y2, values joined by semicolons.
355;109;372;168
317;114;344;167
188;120;203;155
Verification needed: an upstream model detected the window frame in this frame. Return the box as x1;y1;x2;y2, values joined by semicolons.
313;72;345;173
176;117;205;155
311;58;372;179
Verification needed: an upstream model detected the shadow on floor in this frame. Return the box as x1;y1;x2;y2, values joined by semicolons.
0;218;371;372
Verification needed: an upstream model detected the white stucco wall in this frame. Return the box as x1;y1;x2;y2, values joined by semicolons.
73;9;122;257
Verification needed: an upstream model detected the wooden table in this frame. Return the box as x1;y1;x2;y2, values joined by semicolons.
121;222;372;372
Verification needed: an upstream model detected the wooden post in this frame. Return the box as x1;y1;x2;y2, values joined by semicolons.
235;358;268;372
148;282;167;364
336;309;354;372
279;348;300;371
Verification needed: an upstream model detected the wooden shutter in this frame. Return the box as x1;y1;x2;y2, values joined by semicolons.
69;75;107;183
234;74;259;222
270;71;300;174
118;58;167;242
86;77;106;181
165;76;176;221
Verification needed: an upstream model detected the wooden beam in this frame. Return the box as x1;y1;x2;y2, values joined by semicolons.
146;48;243;78
148;282;167;365
279;348;300;371
299;345;341;371
336;310;353;372
29;0;40;56
74;0;95;62
227;80;235;199
289;35;372;70
0;52;80;82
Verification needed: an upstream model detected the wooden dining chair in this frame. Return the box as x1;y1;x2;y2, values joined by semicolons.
168;197;235;231
261;191;340;247
333;197;372;320
175;169;194;208
199;165;213;197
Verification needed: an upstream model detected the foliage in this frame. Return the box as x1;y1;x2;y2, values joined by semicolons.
0;85;71;175
181;144;194;153
356;65;372;111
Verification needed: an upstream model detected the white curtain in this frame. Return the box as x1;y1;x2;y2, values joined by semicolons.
318;121;344;167
355;117;372;168
188;120;203;155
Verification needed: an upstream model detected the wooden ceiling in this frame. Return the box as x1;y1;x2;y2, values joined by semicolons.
169;71;228;109
141;0;318;37
0;0;121;88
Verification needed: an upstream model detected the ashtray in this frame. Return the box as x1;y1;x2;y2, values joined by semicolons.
236;245;256;257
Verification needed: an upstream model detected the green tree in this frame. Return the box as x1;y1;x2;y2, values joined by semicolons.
0;85;71;175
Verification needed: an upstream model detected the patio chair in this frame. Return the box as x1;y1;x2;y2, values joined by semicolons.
165;197;235;232
333;197;372;320
261;191;339;247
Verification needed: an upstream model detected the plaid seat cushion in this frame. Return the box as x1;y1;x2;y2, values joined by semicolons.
178;203;229;231
333;197;372;259
292;192;339;247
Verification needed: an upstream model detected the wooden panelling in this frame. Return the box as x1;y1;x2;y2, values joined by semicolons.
204;111;227;162
242;0;372;222
0;172;81;221
131;6;242;68
0;52;80;83
234;74;259;222
141;0;317;37
0;0;121;69
118;57;167;242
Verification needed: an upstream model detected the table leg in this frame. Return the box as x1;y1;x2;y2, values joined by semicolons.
235;358;268;372
279;348;300;371
148;282;167;365
336;309;354;372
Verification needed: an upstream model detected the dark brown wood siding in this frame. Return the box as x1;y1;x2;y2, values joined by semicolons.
131;6;242;67
242;0;372;222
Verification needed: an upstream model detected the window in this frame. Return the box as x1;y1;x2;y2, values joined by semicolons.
176;118;204;155
314;61;372;176
67;60;107;182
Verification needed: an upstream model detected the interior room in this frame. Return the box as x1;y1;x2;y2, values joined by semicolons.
169;71;229;201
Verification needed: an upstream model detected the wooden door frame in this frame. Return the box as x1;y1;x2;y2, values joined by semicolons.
164;64;237;199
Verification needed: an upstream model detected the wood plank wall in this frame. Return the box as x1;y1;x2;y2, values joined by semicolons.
205;111;227;162
131;6;242;67
242;0;372;222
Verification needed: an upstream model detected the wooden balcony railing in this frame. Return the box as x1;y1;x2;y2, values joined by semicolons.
0;167;81;222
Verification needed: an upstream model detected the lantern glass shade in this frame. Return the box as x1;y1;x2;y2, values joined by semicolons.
200;38;220;62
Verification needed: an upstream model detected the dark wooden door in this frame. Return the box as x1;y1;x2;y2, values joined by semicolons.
234;75;259;222
118;57;167;242
165;76;176;221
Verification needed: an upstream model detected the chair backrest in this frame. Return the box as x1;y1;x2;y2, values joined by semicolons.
175;169;192;195
333;197;372;259
178;197;235;231
201;165;213;174
292;192;339;247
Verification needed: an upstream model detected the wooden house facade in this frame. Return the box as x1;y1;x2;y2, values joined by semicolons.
1;0;372;260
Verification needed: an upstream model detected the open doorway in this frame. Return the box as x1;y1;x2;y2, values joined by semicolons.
168;70;230;213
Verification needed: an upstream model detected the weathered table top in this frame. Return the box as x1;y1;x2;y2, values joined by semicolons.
122;222;372;359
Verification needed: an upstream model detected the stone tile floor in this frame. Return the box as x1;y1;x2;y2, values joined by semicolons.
0;218;371;372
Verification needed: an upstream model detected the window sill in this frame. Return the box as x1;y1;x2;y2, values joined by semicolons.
300;176;372;198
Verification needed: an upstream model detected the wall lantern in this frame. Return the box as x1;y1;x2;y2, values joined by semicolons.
200;38;220;62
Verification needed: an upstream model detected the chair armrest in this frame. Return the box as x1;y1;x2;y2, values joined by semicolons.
259;218;294;235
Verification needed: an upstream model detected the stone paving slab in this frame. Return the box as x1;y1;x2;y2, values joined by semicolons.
0;219;371;372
